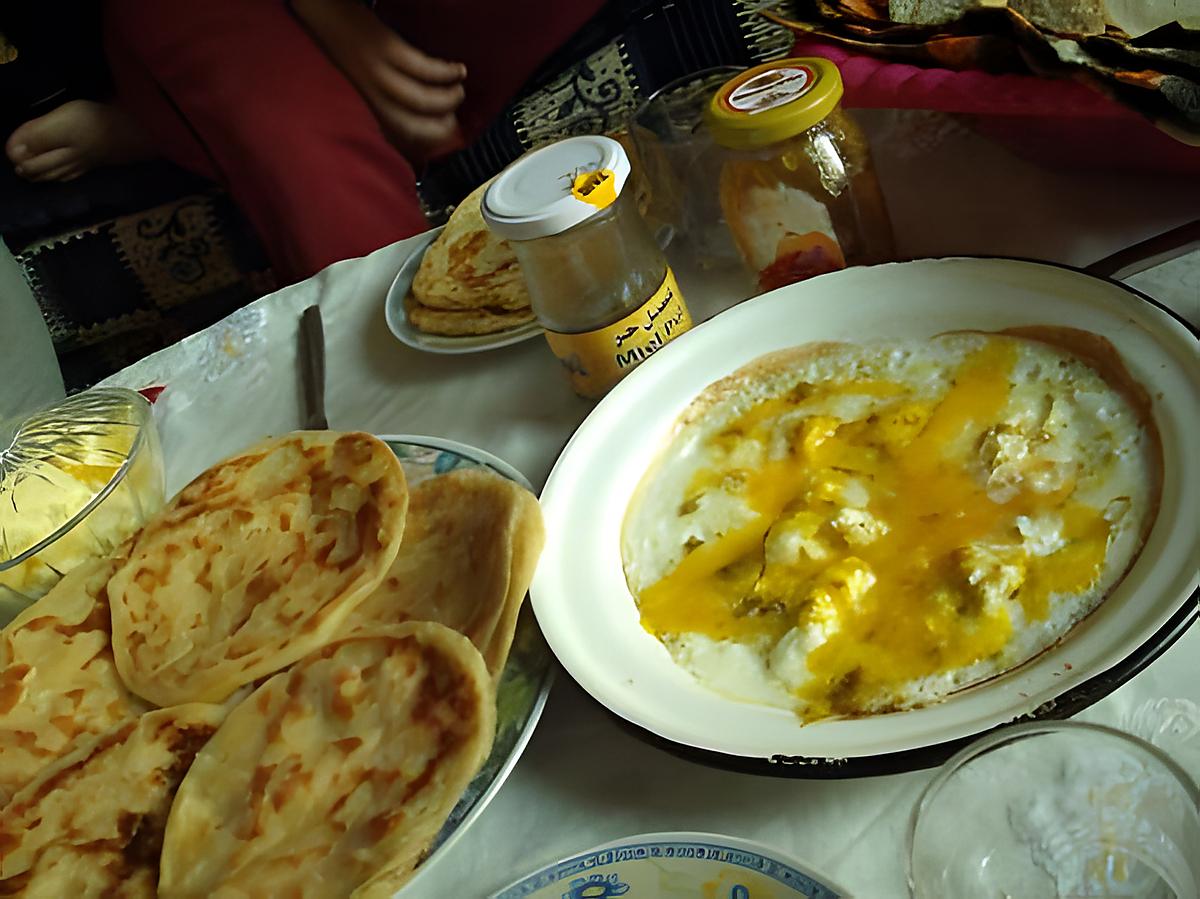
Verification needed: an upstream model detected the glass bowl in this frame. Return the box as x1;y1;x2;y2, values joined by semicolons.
907;720;1200;898
0;388;165;622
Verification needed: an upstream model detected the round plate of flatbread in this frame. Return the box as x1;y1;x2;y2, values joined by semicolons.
388;137;653;354
386;216;541;355
0;431;551;896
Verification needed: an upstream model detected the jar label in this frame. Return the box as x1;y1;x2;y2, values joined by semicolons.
543;268;692;399
726;66;814;115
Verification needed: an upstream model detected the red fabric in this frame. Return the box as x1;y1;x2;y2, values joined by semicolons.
793;38;1122;118
375;0;606;142
104;0;604;283
792;38;1200;175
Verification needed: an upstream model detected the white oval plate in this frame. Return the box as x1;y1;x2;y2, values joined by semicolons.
491;831;848;899
531;257;1199;772
384;227;542;355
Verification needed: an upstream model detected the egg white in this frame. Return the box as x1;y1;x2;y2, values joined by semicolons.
621;333;1157;715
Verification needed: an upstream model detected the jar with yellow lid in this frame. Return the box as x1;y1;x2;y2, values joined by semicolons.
482;135;693;399
704;57;894;292
0;388;165;623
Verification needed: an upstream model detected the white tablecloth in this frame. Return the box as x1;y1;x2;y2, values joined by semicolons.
96;112;1200;897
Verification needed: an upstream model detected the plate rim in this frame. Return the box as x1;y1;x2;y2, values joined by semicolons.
490;829;851;898
379;434;555;887
376;432;535;491
384;227;543;355
408;652;554;885
601;592;1198;778
531;254;1199;777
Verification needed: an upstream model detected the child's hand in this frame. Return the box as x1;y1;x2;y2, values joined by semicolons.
291;0;467;162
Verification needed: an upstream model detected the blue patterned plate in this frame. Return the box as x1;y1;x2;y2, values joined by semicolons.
377;435;554;889
491;831;849;899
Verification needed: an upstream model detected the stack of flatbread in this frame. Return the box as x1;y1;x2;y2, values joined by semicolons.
406;181;536;337
0;430;545;898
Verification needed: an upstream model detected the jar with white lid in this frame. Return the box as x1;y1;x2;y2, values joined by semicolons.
482;135;693;399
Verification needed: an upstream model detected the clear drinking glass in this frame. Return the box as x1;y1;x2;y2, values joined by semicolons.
908;721;1200;898
629;66;744;268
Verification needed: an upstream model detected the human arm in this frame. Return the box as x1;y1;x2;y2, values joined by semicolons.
289;0;467;160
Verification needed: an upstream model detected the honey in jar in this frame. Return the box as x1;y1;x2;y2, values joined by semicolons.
482;135;693;399
704;58;894;292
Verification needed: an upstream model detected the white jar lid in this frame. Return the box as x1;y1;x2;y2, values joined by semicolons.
481;135;632;241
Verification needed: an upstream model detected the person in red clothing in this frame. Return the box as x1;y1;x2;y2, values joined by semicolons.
2;4;155;182
96;0;607;283
5;100;154;182
70;0;607;283
7;0;794;286
3;0;794;391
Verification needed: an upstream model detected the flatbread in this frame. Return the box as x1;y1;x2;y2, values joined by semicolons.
107;431;408;706
0;555;152;806
343;468;545;676
0;704;225;898
411;180;531;313
404;293;535;337
157;623;495;899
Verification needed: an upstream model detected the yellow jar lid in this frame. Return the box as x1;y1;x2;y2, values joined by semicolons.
705;57;844;151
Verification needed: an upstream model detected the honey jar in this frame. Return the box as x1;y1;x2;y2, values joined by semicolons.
482;136;693;399
704;58;894;292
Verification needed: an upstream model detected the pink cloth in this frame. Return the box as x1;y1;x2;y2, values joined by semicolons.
793;39;1122;117
792;38;1200;174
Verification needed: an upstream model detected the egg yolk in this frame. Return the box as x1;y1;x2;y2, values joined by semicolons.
636;340;1111;719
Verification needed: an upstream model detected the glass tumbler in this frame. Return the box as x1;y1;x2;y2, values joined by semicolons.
629;66;745;269
908;721;1200;898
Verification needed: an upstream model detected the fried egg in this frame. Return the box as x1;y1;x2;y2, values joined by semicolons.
621;331;1160;721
